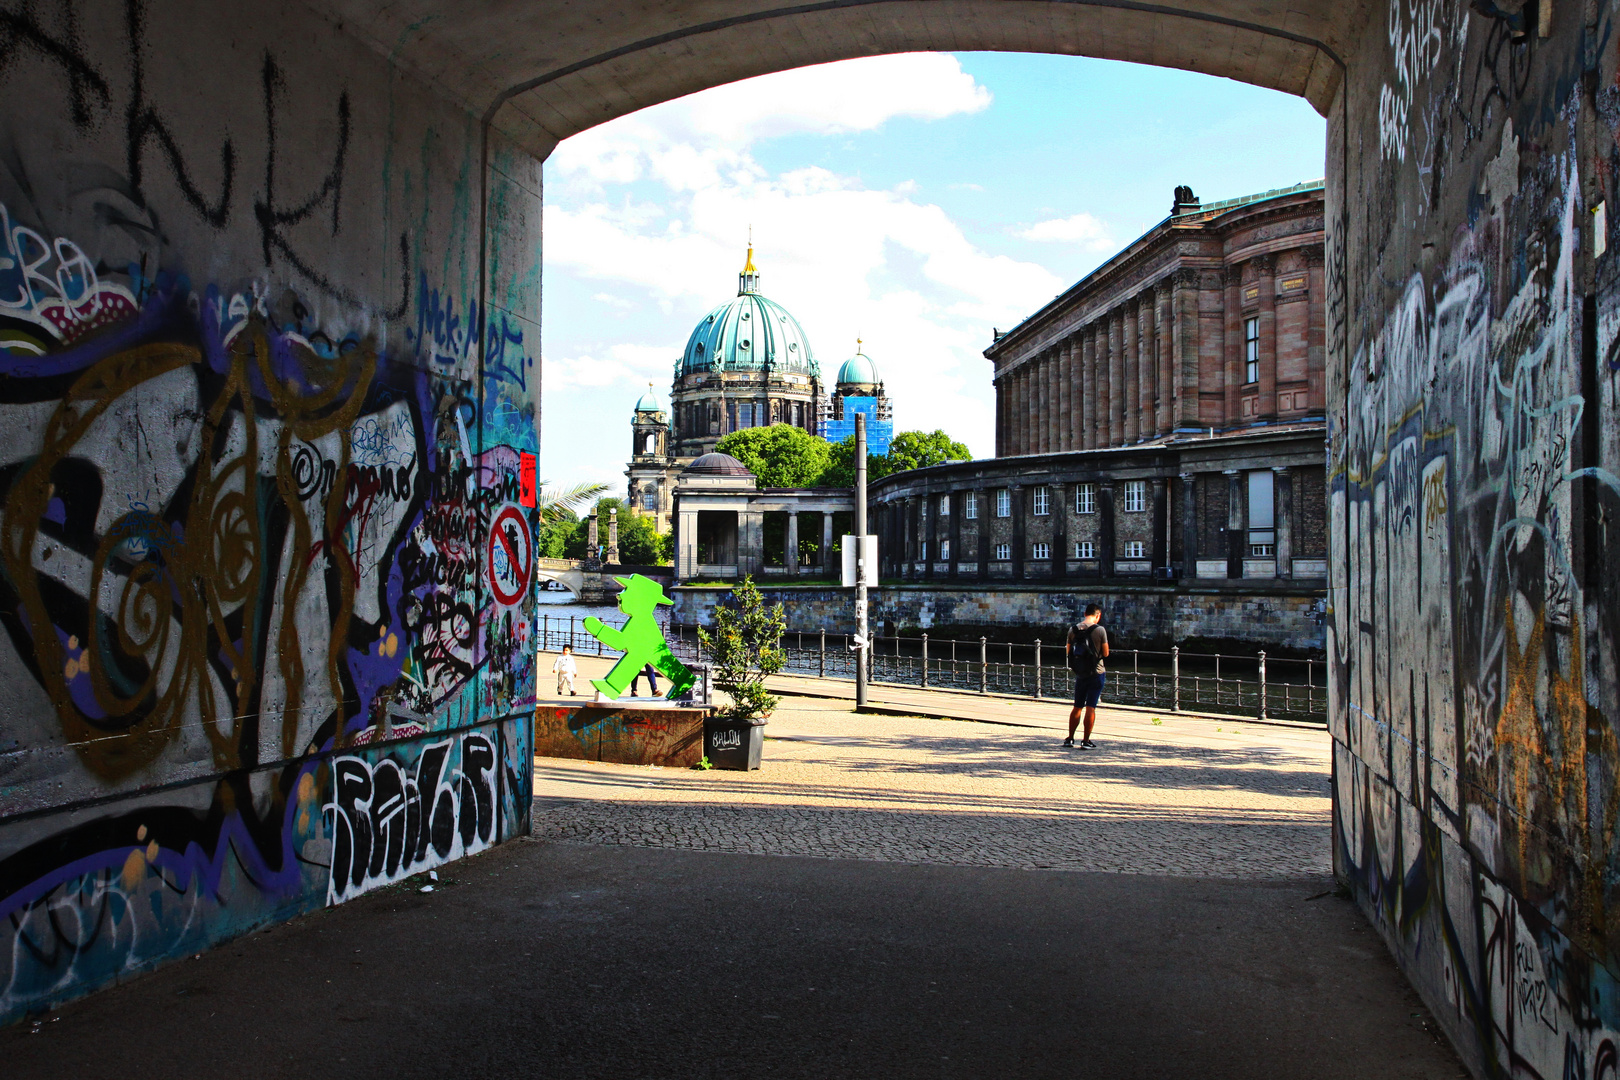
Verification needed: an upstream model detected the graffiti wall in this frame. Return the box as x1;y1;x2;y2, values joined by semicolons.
0;0;539;1023
1333;2;1620;1076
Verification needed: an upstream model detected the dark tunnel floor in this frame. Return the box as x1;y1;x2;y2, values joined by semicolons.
3;838;1467;1079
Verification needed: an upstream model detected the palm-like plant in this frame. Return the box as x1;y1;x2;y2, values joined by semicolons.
538;480;610;526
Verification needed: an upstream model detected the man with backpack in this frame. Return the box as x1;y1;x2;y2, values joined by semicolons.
1065;603;1109;748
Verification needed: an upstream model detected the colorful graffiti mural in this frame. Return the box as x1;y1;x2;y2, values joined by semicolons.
1334;3;1620;1076
0;0;540;1026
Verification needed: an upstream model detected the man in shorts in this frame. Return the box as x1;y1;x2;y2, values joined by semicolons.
1065;603;1109;748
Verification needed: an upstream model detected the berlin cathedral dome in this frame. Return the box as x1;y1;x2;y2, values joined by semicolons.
678;248;818;379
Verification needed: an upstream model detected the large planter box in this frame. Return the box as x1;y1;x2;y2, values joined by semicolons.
535;703;709;766
703;716;766;770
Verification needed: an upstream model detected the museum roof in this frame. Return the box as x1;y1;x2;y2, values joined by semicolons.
984;179;1325;359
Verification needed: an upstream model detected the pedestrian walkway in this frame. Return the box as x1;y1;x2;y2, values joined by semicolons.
535;694;1330;877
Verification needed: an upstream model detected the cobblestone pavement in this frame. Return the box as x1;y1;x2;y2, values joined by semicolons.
534;679;1331;878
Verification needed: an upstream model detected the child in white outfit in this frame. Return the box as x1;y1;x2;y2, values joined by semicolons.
552;645;578;696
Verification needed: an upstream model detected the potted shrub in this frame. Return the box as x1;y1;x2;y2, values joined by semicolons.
697;576;785;769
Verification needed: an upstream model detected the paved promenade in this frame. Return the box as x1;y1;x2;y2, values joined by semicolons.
538;656;1331;878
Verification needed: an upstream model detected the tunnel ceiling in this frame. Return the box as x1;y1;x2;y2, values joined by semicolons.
309;0;1363;157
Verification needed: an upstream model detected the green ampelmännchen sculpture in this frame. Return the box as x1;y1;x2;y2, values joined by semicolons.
583;574;696;700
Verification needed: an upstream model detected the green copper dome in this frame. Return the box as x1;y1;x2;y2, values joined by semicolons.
634;384;661;412
678;247;818;378
836;349;879;386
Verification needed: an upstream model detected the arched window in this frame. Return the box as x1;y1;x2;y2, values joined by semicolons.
644;433;657;454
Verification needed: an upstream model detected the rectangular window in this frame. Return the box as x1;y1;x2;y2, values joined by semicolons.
1247;469;1276;557
1075;483;1096;515
1123;479;1147;513
1123;540;1146;559
964;491;978;519
940;539;951;560
1032;542;1051;560
1031;486;1050;516
938;494;950;516
994;543;1011;561
1075;540;1095;559
641;490;657;511
920;541;928;561
995;489;1010;517
1244;316;1260;384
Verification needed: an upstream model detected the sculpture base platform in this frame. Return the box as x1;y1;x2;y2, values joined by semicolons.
535;702;710;767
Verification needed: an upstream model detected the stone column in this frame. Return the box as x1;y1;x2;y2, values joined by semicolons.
1172;268;1201;431
676;509;698;582
822;512;835;573
994;374;1004;456
1053;483;1068;582
1274;466;1293;579
1082;326;1098;450
1150;476;1167;576
1224;265;1244;429
1010;484;1026;581
1256;254;1279;421
1045;349;1057;452
977;488;992;582
1122;299;1139;444
587;513;601;567
1156;286;1173;437
1179;472;1198;580
1038;352;1048;453
1098;482;1117;575
949;491;962;577
925;494;938;580
786;512;800;575
1013;368;1027;454
1225;469;1244;579
1107;309;1124;447
1061;339;1076;450
1137;291;1153;443
1304;248;1326;414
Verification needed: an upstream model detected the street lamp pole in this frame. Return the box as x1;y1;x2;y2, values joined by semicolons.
855;412;868;708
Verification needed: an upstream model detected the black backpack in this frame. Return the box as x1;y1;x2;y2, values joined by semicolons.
1066;623;1097;672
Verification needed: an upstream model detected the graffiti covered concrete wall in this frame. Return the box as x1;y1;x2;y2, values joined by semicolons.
0;0;539;1023
1333;2;1620;1075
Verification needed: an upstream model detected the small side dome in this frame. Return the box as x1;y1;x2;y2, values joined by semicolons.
635;384;662;413
837;349;880;387
684;452;754;477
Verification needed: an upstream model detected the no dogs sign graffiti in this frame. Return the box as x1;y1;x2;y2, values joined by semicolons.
487;505;533;607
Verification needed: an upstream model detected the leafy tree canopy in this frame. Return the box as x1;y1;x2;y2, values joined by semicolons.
547;497;670;565
881;430;973;475
714;424;832;488
711;425;972;489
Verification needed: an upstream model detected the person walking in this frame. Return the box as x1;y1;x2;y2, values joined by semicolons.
1065;603;1109;748
553;644;579;696
630;663;659;697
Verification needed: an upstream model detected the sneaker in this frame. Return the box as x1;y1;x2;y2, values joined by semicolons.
1062;737;1074;748
1081;739;1097;749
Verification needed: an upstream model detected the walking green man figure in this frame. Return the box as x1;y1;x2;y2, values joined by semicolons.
583;575;696;700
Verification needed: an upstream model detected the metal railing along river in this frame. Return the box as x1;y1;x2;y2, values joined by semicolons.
535;613;1326;724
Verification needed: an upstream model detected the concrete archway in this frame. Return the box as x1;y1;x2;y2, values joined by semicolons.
1;5;1612;1072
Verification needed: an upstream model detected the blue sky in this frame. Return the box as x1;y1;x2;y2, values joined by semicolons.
542;52;1325;490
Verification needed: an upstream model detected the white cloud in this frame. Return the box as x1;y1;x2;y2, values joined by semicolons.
543;54;1050;474
1017;212;1116;251
550;54;991;189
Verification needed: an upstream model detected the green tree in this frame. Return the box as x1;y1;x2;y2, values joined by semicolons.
553;498;671;564
715;424;833;488
818;435;886;487
881;430;972;475
698;576;786;719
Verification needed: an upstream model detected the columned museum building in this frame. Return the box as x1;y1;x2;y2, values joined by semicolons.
870;181;1328;598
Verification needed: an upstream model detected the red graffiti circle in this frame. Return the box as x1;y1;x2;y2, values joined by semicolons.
486;504;533;607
